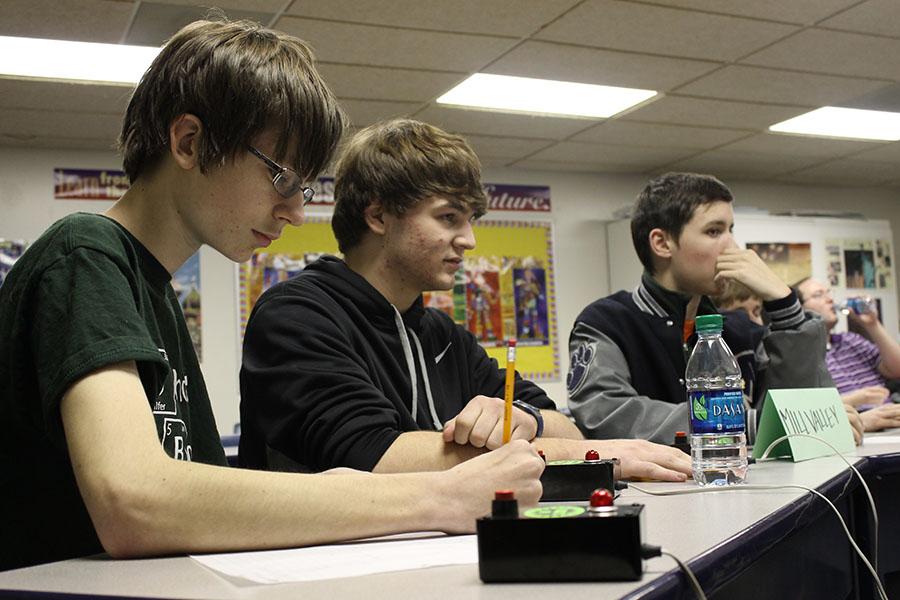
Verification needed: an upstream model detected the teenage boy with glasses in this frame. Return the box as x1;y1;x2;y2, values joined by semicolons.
0;20;543;572
239;118;691;483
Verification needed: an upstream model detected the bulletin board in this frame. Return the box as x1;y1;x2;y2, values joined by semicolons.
237;218;559;381
735;216;897;334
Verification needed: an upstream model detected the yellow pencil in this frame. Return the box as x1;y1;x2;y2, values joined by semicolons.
502;338;517;444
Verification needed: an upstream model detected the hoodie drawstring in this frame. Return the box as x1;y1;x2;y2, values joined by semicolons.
392;307;419;423
392;306;442;430
410;330;442;430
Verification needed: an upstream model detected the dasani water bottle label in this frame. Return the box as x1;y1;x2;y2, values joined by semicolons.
690;388;744;434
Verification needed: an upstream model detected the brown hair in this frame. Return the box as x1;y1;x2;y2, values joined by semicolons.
332;119;487;253
118;19;346;183
711;279;759;310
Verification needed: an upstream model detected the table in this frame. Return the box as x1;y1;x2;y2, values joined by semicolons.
2;436;899;600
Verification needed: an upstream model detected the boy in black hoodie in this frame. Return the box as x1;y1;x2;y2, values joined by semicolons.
240;119;691;481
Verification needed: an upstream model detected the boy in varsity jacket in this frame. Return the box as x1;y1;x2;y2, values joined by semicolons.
240;119;691;482
566;173;845;445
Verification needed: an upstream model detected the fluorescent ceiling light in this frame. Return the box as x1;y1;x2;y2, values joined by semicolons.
436;73;657;119
0;36;160;84
769;106;900;141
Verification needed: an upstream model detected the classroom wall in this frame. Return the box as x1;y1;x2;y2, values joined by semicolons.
3;145;899;435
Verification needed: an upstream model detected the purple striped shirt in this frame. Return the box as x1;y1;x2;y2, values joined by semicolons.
826;332;885;394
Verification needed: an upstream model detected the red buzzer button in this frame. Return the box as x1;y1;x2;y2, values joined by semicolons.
584;449;600;461
494;490;515;501
590;489;614;507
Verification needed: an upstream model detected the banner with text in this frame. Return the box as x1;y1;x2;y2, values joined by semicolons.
54;168;130;201
309;179;551;212
52;170;552;213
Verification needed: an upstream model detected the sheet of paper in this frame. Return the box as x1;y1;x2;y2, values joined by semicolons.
191;533;477;584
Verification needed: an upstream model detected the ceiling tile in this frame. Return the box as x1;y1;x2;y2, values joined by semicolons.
477;156;515;169
742;29;900;80
338;99;420;128
778;158;899;186
572;120;751;149
461;135;552;160
285;0;580;37
485;41;717;91
718;132;881;158
842;83;900;112
623;96;805;129
528;141;695;167
843;141;900;162
158;0;285;11
666;149;822;178
275;17;515;71
535;0;798;62
413;105;593;140
0;0;133;43
640;0;859;25
0;108;121;141
317;64;463;102
511;158;647;174
818;0;900;37
675;65;890;106
0;77;133;114
125;2;274;46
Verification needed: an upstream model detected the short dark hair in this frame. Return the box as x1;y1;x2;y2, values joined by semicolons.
332;119;487;253
631;172;734;273
119;19;346;183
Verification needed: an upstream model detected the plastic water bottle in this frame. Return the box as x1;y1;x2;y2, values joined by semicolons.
686;314;748;486
839;296;876;316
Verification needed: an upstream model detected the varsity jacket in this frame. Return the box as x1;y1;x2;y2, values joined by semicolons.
239;255;555;472
567;273;833;444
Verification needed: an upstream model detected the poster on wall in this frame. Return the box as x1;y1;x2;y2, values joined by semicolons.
238;218;559;381
172;252;202;360
0;239;27;287
445;220;558;381
747;242;811;286
843;239;876;289
825;239;844;289
876;239;893;290
513;266;549;343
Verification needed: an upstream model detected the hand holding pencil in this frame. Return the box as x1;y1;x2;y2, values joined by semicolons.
442;339;539;449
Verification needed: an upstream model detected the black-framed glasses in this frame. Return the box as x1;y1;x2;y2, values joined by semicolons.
248;145;315;206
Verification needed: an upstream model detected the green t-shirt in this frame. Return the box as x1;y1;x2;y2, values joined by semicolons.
0;213;226;571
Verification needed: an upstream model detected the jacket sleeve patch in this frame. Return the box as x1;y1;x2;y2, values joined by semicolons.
566;342;596;395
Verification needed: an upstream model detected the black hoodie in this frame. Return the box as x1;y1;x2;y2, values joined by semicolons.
239;255;555;472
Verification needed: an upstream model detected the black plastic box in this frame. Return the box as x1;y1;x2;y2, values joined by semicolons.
477;503;645;582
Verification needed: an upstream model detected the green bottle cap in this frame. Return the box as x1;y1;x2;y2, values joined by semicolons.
695;313;723;332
